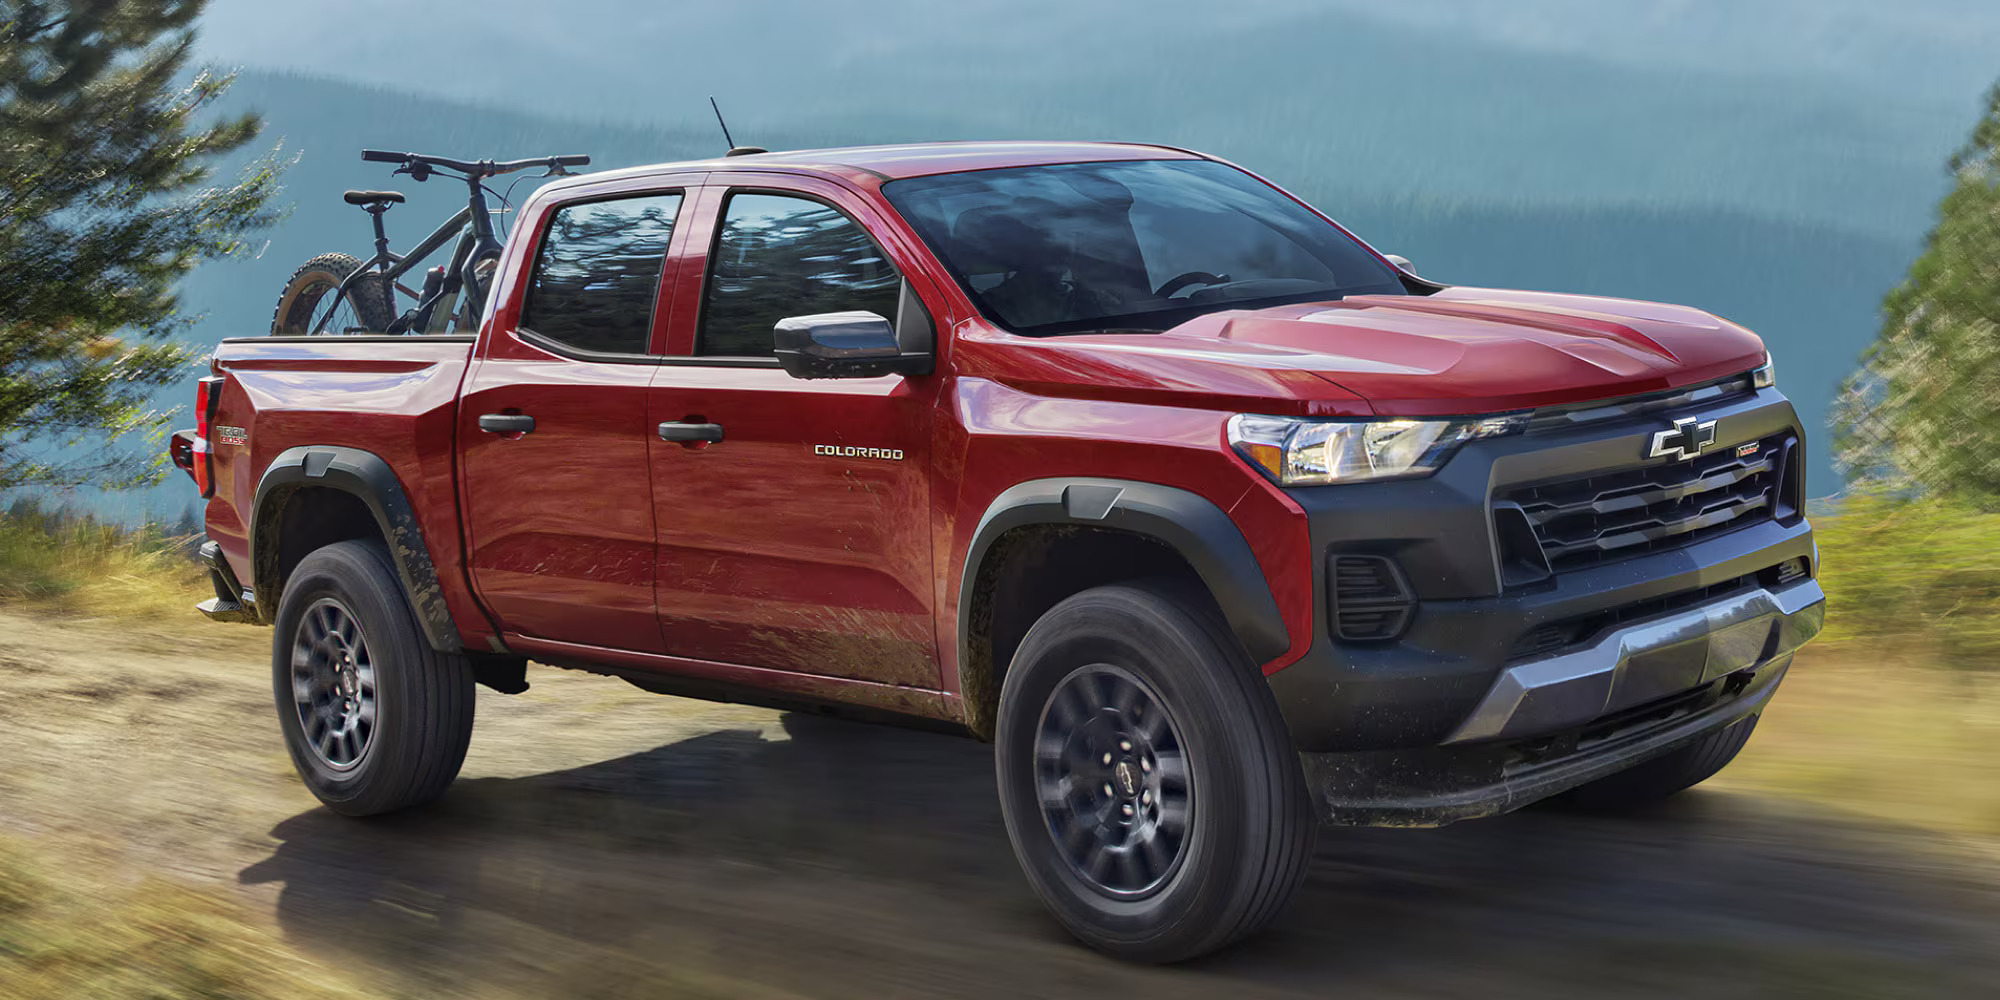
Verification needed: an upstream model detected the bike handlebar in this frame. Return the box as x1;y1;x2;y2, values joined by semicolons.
359;149;592;178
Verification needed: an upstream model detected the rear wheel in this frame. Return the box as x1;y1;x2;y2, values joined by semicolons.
272;253;396;335
1555;715;1760;811
272;539;475;816
995;582;1316;962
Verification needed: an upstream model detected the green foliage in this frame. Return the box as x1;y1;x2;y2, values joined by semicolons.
0;0;281;491
1833;82;2000;501
1813;492;2000;662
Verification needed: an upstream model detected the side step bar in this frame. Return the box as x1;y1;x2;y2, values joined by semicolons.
196;540;261;625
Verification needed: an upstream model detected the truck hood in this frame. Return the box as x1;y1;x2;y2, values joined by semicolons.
962;287;1768;417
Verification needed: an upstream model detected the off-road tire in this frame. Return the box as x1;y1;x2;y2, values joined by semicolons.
271;253;395;335
995;582;1316;963
1556;714;1760;811
272;539;475;816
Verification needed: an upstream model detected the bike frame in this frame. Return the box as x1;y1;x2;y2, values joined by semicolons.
312;178;504;335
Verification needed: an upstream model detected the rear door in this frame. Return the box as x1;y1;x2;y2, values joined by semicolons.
646;177;944;687
460;180;695;652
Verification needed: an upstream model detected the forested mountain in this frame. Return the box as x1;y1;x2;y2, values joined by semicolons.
194;0;1992;240
79;67;1900;523
64;2;1995;517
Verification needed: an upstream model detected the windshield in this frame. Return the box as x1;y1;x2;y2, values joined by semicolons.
881;159;1406;335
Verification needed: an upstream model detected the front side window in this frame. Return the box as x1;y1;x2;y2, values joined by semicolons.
883;159;1406;336
699;193;902;357
520;192;682;355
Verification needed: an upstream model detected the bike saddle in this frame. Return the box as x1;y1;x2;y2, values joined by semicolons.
342;190;406;206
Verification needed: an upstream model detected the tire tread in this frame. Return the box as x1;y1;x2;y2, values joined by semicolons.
996;580;1315;962
271;252;395;335
274;539;474;816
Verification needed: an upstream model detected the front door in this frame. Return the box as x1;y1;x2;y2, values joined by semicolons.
461;187;688;652
647;183;941;687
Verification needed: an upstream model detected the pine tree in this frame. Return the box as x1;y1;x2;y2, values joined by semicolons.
0;0;280;490
1833;82;2000;501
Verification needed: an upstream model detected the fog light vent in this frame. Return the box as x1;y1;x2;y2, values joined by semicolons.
1772;558;1808;585
1331;554;1415;641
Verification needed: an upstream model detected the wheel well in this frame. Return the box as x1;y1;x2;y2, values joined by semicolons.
256;485;381;615
960;524;1220;741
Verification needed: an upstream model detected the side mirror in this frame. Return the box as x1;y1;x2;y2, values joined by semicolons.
773;310;932;380
1383;254;1418;274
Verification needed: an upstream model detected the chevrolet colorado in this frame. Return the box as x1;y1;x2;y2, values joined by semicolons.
173;141;1825;962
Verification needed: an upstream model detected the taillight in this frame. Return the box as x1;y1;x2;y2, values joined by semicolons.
194;376;223;498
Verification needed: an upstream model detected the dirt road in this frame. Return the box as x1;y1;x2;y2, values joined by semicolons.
2;609;1997;998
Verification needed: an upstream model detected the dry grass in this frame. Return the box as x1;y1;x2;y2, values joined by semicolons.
0;836;365;1000
0;509;209;621
1714;644;2000;839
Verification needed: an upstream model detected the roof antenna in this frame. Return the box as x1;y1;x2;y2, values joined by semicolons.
710;96;767;157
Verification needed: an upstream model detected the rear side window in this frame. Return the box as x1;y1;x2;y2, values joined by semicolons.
699;193;901;357
520;192;682;355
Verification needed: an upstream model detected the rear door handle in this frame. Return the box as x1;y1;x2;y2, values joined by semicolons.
658;421;724;443
478;413;536;434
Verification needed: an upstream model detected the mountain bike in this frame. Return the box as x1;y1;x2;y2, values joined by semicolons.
270;149;591;336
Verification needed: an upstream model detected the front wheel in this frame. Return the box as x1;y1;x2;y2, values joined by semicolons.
995;582;1316;963
271;252;396;335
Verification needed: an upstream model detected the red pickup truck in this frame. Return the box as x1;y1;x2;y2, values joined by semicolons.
175;141;1825;962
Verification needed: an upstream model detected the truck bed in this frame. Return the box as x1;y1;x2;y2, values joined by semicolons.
203;335;480;640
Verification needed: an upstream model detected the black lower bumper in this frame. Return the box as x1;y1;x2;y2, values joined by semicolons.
1300;653;1788;827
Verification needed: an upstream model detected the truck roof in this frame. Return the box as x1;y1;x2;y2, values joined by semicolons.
560;140;1205;188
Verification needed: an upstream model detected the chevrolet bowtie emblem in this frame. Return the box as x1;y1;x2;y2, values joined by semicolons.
1648;417;1717;462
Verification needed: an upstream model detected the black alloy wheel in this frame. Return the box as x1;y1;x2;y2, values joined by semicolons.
1035;664;1192;898
995;581;1316;962
290;597;378;770
272;539;475;816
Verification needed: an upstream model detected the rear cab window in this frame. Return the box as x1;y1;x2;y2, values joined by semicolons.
519;192;684;356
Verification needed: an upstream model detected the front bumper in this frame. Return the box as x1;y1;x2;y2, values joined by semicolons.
1445;577;1823;743
1266;383;1821;755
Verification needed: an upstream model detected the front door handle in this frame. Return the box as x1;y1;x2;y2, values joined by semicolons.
478;413;536;434
658;421;724;443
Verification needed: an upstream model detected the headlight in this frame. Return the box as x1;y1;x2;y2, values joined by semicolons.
1751;354;1776;389
1228;413;1527;486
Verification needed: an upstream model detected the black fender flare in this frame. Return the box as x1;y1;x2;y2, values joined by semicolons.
957;478;1291;673
252;445;462;653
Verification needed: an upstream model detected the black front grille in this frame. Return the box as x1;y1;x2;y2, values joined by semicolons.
1499;432;1792;573
1505;572;1756;661
1503;559;1808;662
